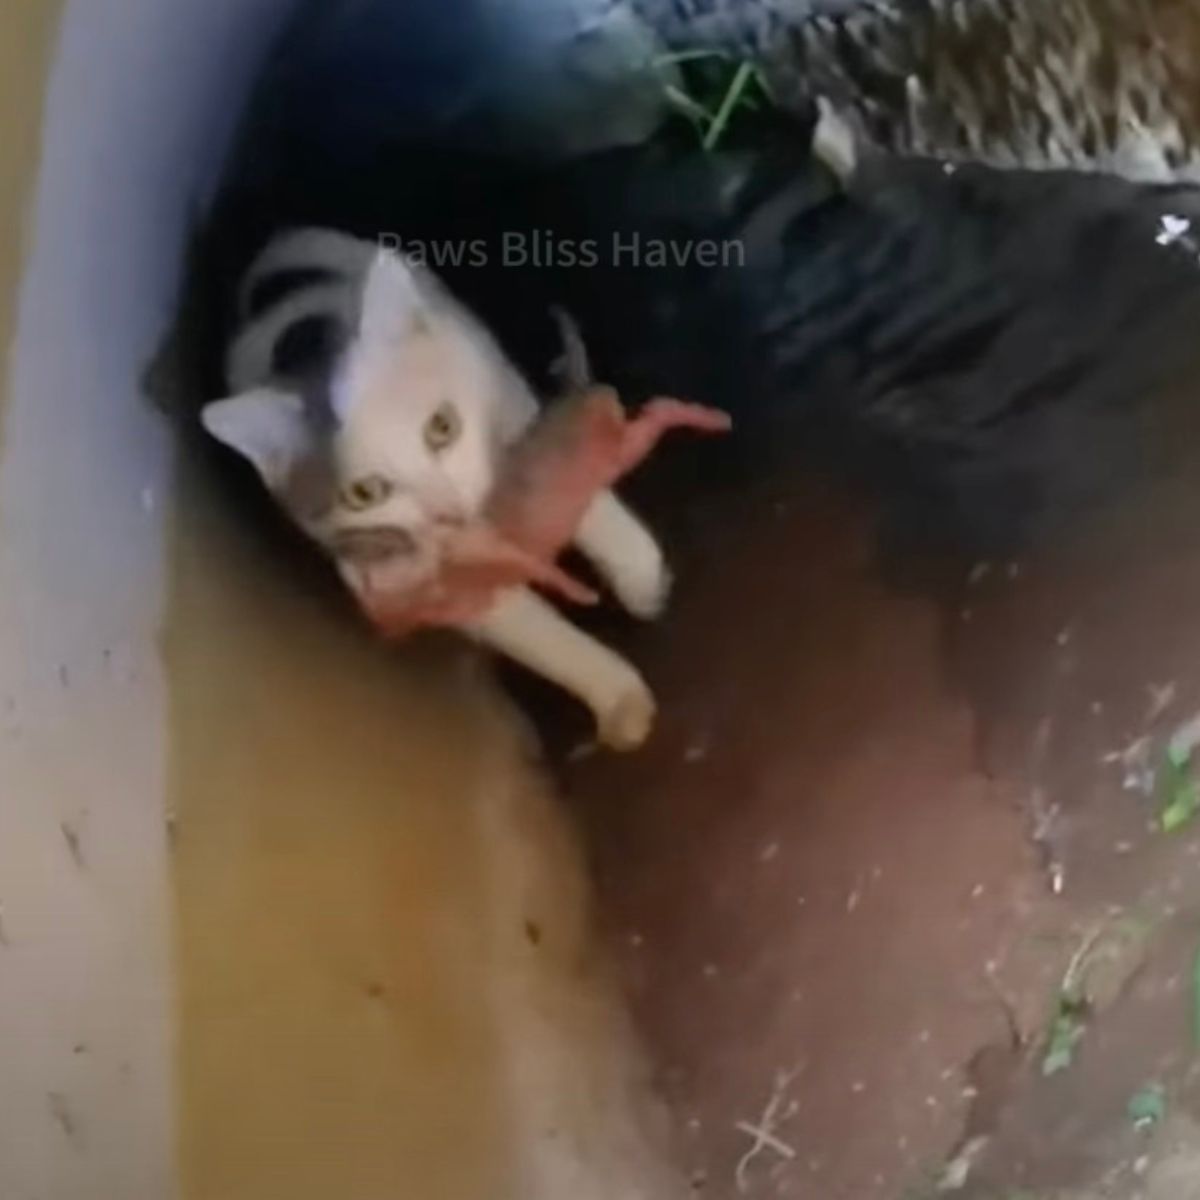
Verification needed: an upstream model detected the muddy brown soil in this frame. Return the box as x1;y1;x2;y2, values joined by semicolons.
562;452;1200;1200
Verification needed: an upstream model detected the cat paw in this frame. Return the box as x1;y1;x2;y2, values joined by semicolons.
612;550;673;622
596;678;658;752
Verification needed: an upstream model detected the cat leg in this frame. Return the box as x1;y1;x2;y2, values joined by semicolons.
574;489;673;620
468;587;657;751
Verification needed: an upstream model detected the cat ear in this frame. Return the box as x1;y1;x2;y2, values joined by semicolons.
359;248;432;345
201;387;313;488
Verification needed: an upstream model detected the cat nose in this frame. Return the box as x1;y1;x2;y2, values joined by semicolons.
331;525;419;564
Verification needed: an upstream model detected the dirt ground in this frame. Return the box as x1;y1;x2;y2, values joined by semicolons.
559;453;1200;1200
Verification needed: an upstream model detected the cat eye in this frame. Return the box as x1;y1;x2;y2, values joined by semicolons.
424;402;462;453
341;474;394;512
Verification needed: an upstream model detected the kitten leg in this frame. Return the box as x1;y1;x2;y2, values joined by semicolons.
468;587;657;751
574;489;673;621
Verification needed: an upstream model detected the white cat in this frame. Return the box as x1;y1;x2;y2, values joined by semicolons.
203;228;668;750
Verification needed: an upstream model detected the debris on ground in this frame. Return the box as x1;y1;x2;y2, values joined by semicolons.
1155;214;1193;247
1127;1083;1167;1130
1041;916;1153;1076
733;1068;799;1193
1146;682;1178;724
936;1135;990;1191
1101;735;1155;797
1042;994;1088;1077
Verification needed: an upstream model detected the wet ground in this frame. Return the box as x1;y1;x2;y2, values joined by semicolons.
560;434;1200;1199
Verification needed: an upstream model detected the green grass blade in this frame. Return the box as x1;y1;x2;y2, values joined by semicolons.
654;48;735;67
702;60;757;151
662;84;716;126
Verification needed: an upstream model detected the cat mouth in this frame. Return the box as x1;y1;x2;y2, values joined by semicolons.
330;525;420;564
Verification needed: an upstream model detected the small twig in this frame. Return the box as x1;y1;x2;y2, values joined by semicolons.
734;1069;799;1192
1062;923;1107;998
735;1120;796;1160
980;963;1024;1050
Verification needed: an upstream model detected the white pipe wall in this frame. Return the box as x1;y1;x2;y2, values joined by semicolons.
0;1;293;1195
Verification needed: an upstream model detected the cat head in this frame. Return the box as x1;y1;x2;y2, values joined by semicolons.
202;247;510;597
